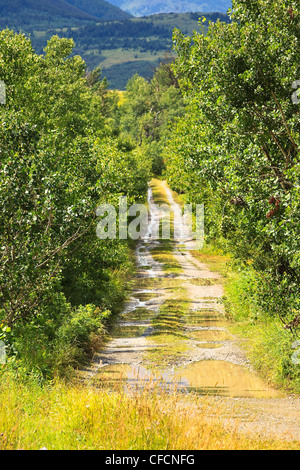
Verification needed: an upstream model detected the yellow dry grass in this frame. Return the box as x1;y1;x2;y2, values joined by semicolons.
0;373;298;450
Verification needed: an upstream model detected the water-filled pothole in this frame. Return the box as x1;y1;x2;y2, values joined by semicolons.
110;325;150;338
93;360;285;399
176;360;285;398
187;330;233;342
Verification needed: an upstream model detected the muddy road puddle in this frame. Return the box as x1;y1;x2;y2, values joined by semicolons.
84;360;283;399
176;360;285;398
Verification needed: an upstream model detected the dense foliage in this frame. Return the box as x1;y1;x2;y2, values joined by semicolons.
1;0;299;387
0;30;150;377
118;61;185;175
164;0;300;333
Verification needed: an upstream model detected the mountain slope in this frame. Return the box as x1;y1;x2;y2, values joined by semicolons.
0;0;97;19
65;0;132;20
108;0;231;16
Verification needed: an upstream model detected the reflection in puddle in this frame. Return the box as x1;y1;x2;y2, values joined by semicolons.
120;308;157;322
111;325;151;338
193;320;227;328
187;329;233;342
93;360;284;399
93;364;130;389
184;310;223;320
122;296;162;314
136;292;159;301
94;364;178;393
177;360;285;398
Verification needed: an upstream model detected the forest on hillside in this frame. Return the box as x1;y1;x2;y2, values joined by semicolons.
0;0;300;451
1;9;230;89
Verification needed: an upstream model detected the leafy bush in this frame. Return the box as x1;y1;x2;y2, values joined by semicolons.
164;0;300;332
0;30;150;377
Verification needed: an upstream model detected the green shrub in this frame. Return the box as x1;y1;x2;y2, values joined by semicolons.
54;304;110;372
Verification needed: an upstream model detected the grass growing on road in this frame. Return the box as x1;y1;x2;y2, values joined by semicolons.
150;240;183;275
145;286;190;369
149;179;183;274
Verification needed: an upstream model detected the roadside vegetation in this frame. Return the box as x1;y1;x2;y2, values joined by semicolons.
0;0;300;450
0;26;185;382
2;370;299;450
163;0;300;393
0;30;150;379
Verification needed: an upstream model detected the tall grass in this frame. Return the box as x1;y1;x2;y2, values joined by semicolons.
217;258;300;394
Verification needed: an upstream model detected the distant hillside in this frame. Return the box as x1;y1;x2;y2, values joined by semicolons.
57;11;230;89
0;0;131;30
0;0;96;19
108;0;231;16
65;0;132;20
0;3;231;90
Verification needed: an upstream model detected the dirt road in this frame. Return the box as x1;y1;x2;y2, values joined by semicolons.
88;179;300;443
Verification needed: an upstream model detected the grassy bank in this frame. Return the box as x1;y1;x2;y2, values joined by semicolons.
0;372;298;450
223;266;300;394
